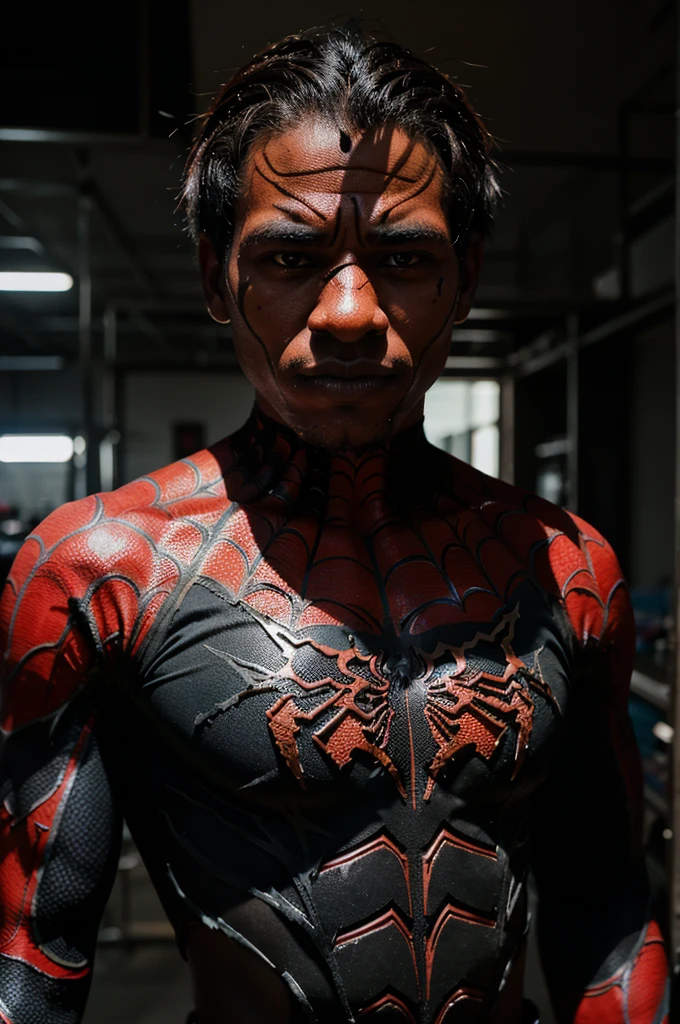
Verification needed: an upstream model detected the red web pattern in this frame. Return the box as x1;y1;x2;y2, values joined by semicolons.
1;420;631;735
0;720;93;981
198;435;632;647
0;451;229;998
0;416;643;1009
574;921;668;1024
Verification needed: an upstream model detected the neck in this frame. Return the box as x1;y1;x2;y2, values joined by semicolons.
215;406;435;531
253;394;427;453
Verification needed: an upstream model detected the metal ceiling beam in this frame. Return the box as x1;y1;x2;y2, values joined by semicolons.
499;150;673;173
451;329;513;344
508;288;674;377
0;179;77;198
0;236;46;254
0;128;153;146
87;180;159;298
0;197;76;278
12;315;209;334
0;313;47;353
0;174;165;339
0;355;64;370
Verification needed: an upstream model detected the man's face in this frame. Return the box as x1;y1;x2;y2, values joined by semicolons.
200;118;482;449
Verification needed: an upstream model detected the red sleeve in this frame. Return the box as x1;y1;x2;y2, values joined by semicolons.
531;513;669;1024
0;497;126;1023
0;455;222;1022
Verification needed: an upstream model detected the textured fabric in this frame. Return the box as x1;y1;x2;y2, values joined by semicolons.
0;409;668;1023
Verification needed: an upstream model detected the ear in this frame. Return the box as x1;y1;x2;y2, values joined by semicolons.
454;231;484;324
198;234;230;324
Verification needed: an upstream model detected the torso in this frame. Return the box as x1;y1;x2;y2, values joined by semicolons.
31;412;624;1023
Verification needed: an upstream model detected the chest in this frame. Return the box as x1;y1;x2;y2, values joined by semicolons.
134;571;572;808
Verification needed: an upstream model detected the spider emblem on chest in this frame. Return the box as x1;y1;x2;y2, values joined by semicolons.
193;602;560;802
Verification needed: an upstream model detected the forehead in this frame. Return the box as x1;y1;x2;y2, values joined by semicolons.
238;118;448;227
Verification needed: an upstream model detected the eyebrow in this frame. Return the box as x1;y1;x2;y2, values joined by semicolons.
239;220;453;249
365;224;452;247
240;223;326;248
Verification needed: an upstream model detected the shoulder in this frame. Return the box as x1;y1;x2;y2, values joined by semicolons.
0;448;228;724
443;455;631;651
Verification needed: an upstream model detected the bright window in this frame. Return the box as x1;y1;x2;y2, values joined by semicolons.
424;379;500;477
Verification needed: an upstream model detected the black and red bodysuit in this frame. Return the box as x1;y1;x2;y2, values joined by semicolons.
0;411;668;1023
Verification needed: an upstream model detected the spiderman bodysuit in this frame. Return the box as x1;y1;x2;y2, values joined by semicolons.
0;409;669;1023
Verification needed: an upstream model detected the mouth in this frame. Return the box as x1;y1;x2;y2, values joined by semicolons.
292;361;402;398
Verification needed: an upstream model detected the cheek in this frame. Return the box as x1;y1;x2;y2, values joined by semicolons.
379;270;458;351
233;269;319;350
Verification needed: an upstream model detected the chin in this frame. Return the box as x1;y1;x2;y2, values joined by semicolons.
286;406;397;453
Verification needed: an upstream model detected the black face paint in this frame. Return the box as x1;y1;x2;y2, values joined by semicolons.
262;148;416;182
321;262;356;285
230;272;275;376
378;162;438;224
349;195;366;247
254;162;327;221
339;130;352;153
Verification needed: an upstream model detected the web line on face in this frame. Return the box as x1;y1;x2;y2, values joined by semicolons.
379;276;459;436
349;194;366;248
261;148;419;183
321;261;356;286
327;203;346;247
253;163;328;221
415;283;460;365
226;271;276;380
228;130;464;453
378;161;439;224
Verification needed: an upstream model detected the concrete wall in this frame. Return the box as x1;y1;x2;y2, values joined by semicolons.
629;323;675;588
121;371;255;482
0;367;80;435
0;367;80;519
0;368;256;513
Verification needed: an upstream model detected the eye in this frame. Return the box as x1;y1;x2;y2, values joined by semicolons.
383;252;425;269
271;252;314;269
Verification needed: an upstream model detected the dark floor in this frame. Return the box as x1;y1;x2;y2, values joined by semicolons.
84;943;193;1024
84;856;193;1024
84;855;557;1023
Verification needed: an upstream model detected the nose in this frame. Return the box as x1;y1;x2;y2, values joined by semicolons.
307;264;389;343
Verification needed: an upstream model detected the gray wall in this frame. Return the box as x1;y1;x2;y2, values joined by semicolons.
0;368;255;515
0;368;80;519
629;323;675;588
122;371;255;483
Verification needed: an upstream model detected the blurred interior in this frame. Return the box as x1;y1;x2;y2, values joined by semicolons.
0;1;678;1019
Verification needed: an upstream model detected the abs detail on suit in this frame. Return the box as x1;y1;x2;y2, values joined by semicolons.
0;409;668;1023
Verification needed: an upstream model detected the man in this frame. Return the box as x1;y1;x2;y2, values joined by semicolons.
0;24;669;1024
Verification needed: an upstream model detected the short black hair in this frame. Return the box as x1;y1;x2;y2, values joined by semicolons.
181;23;500;260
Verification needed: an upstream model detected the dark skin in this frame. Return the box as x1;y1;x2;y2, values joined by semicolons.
0;115;665;1024
199;118;482;451
192;117;482;1021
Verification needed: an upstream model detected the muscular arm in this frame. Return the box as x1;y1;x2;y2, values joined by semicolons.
0;508;123;1024
531;532;669;1023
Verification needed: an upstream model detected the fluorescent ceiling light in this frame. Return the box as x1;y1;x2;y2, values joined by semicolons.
0;272;73;292
0;435;74;463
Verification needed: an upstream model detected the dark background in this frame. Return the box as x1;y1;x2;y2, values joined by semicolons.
0;2;676;1019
